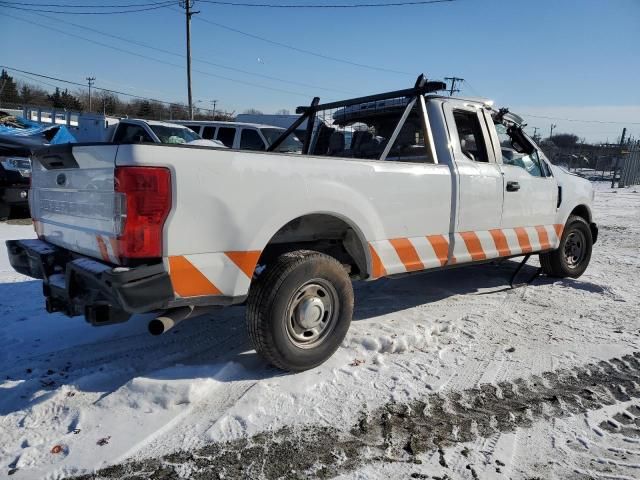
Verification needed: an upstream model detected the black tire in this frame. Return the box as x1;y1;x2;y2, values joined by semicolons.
540;215;593;278
246;250;354;372
0;203;10;221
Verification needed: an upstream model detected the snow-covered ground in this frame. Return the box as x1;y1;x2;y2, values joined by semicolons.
1;182;639;479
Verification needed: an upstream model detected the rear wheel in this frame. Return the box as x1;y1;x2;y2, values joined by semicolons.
246;250;354;372
540;215;593;278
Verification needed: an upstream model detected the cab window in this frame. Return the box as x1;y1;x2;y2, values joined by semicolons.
202;126;216;140
495;124;544;177
216;127;235;147
113;124;153;144
240;129;266;151
452;110;489;163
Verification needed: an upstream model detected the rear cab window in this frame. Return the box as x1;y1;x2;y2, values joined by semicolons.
452;110;489;163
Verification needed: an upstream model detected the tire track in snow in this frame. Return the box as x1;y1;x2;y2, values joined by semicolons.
71;352;640;480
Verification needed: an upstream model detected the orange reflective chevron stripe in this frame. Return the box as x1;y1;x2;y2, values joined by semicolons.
95;236;110;263
554;224;564;239
459;231;487;261
514;227;533;253
225;251;261;278
169;256;221;297
389;238;424;272
368;224;563;278
426;234;449;266
369;244;387;279
535;225;551;250
489;229;511;257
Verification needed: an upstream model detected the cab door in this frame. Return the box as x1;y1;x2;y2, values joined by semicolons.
442;100;504;262
484;117;558;230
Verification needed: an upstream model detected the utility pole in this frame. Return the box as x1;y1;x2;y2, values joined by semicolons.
86;76;95;112
532;126;540;141
444;76;464;96
211;99;217;118
612;127;628;188
549;123;557;139
180;0;199;120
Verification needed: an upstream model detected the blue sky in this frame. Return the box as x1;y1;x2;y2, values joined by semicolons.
1;0;639;141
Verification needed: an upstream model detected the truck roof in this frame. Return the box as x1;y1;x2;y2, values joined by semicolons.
173;120;285;130
121;118;192;129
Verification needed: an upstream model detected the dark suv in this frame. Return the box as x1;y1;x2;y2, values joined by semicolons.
0;134;37;220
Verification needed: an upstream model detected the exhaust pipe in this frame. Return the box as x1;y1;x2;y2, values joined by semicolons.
148;305;218;335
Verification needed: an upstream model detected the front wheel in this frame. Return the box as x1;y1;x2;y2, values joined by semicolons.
540;215;593;278
246;250;354;372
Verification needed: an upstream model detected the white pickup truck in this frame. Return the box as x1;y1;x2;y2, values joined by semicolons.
6;76;597;371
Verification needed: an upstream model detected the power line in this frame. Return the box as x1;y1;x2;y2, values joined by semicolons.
190;10;413;75
25;11;353;95
0;0;453;9
0;1;174;15
520;113;640;126
196;0;453;7
0;1;171;7
3;12;318;99
1;65;179;106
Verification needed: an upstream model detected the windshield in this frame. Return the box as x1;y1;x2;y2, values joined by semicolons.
150;125;201;144
261;127;303;153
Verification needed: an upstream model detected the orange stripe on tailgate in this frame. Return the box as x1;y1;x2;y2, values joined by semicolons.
535;225;551;250
459;231;487;261
389;238;424;272
489;229;511;257
368;244;387;279
514;227;533;253
427;235;449;266
108;237;120;260
168;256;222;297
225;251;261;278
95;236;110;262
554;224;564;239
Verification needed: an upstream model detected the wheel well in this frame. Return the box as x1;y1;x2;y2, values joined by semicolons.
570;204;591;223
258;214;368;279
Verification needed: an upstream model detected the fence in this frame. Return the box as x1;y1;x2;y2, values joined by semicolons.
618;144;640;188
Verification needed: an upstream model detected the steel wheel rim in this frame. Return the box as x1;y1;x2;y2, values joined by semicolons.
285;279;339;349
564;230;586;268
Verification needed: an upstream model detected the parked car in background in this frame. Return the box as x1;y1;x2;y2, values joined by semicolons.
175;120;303;152
0;135;39;220
235;113;310;141
111;119;225;147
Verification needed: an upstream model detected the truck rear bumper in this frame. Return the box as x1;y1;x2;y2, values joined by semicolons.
6;239;175;325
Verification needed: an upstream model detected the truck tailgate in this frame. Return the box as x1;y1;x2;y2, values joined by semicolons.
30;144;123;264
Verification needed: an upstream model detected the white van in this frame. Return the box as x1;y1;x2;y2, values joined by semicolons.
173;121;302;153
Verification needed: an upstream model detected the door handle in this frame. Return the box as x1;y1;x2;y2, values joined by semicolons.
506;181;520;192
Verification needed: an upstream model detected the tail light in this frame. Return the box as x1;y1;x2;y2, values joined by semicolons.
115;166;171;261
